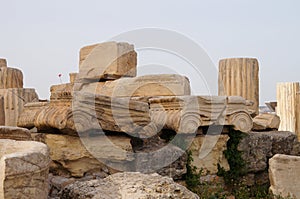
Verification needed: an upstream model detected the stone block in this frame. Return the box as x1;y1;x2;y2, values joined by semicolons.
0;59;7;68
0;88;39;126
238;131;298;173
69;72;78;83
17;102;49;129
188;135;230;175
50;83;73;103
61;172;199;199
0;67;23;89
77;74;191;97
0;96;4;125
0;126;32;141
0;139;50;199
253;113;280;131
269;154;300;199
31;133;134;177
79;42;137;80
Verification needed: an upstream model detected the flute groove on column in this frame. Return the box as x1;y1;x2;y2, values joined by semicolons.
277;82;300;141
218;58;259;116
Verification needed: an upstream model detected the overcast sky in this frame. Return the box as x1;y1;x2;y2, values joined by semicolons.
0;0;299;104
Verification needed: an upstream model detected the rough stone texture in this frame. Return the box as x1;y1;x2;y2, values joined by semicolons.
0;126;32;141
60;172;199;199
0;59;7;68
269;154;300;199
69;73;78;84
188;135;230;175
252;113;280;131
31;133;134;177
49;74;190;106
77;74;191;97
133;138;187;180
72;93;156;137
48;174;79;199
0;139;50;199
292;141;300;156
0;88;39;126
17;102;49;129
238;131;298;173
19;93;156;137
79;42;137;80
219;58;259;115
150;96;253;133
0;97;4;125
0;64;39;127
156;152;187;180
0;67;23;89
33;104;75;135
50;83;73;103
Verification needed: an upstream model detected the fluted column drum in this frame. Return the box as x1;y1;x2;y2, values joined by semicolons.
219;58;259;116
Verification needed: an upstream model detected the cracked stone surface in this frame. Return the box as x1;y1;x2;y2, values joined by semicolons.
0;139;50;199
60;172;199;199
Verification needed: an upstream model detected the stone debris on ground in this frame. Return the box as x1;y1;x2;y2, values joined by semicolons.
60;172;199;199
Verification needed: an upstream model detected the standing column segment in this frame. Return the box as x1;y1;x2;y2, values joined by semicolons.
277;82;300;140
218;58;259;116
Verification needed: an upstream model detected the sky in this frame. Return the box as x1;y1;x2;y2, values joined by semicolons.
0;0;299;104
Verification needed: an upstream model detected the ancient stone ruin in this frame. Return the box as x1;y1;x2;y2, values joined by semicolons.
277;82;300;141
0;139;50;199
0;42;299;198
269;154;300;199
0;58;38;126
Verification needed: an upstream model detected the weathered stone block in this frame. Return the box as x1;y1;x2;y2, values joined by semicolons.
0;139;50;199
0;59;7;68
149;96;253;133
31;133;134;177
79;42;137;80
188;135;230;175
0;96;4;125
77;74;191;97
21;93;154;137
69;73;78;83
61;172;199;199
134;141;187;179
238;131;298;173
50;83;73;103
253;113;280;131
0;126;32;141
17;102;49;129
269;154;300;199
0;88;39;126
0;67;23;89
